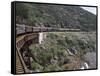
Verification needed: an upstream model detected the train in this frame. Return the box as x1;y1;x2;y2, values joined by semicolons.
16;24;57;35
16;24;80;35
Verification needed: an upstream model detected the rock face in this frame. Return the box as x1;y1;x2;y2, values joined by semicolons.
38;33;47;44
67;47;77;56
39;33;44;44
83;52;96;69
50;58;58;64
80;62;89;69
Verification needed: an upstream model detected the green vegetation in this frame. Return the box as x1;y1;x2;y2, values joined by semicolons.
29;32;96;72
16;3;96;31
16;2;97;71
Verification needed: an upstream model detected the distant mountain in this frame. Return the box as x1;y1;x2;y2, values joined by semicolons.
16;3;97;31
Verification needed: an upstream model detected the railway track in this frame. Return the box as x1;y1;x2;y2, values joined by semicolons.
16;24;92;74
16;33;39;74
16;51;25;74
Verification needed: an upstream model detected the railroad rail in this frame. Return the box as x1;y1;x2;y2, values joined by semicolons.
16;24;81;74
16;33;39;74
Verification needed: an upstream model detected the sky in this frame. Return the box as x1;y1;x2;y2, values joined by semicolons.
81;7;96;15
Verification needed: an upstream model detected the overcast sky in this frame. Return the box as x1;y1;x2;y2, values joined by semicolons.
81;7;96;15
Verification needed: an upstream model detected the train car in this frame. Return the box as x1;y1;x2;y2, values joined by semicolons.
25;26;33;33
16;25;25;35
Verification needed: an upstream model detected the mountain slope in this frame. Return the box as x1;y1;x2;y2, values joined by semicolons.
16;3;96;31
